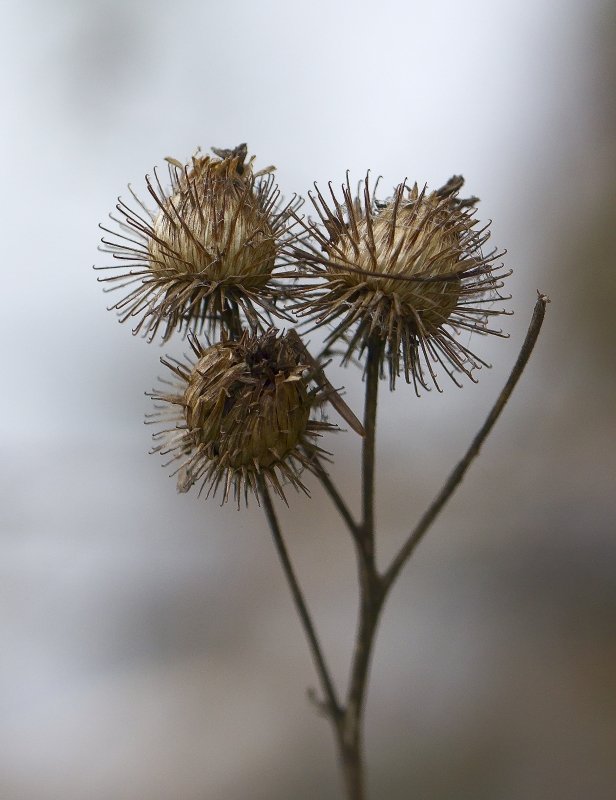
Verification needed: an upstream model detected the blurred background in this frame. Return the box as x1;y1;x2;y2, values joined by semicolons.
1;0;615;798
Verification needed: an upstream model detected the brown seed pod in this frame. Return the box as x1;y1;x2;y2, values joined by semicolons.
148;328;336;505
97;145;301;341
292;174;511;391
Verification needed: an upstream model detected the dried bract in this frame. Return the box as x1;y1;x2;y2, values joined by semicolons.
97;144;300;341
148;329;335;505
293;174;510;391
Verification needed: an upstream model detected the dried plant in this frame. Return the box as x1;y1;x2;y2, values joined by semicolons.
291;174;511;390
96;144;301;341
96;144;548;800
147;328;336;504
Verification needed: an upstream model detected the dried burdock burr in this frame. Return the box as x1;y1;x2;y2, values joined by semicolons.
97;144;300;341
293;173;511;391
147;328;336;505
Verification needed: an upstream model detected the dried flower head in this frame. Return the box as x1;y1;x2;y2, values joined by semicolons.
293;174;510;391
97;144;300;341
148;329;335;505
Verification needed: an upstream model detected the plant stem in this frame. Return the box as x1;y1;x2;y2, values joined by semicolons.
258;477;343;725
221;299;244;339
340;563;384;800
313;461;360;540
339;336;386;800
382;292;550;591
261;293;548;800
360;337;382;564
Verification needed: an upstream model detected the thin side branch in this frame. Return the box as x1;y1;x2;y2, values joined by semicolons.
313;461;360;540
382;292;550;592
288;329;366;437
259;477;343;723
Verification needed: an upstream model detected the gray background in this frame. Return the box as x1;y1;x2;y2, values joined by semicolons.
2;0;615;798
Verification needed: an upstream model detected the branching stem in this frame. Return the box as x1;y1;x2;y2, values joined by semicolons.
261;294;549;800
338;336;386;800
382;292;550;591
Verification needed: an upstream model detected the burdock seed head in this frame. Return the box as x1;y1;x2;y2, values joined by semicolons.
148;328;335;506
97;144;300;341
293;174;511;392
